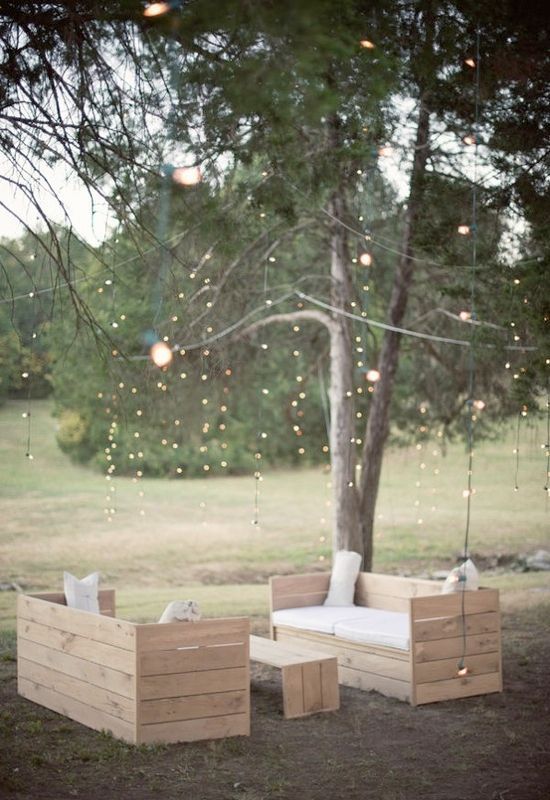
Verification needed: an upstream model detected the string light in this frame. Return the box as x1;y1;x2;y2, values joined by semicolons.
359;252;373;267
143;1;179;18
366;369;381;382
359;39;375;49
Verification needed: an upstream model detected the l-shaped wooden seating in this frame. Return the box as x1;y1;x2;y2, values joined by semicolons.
17;590;250;744
269;571;502;705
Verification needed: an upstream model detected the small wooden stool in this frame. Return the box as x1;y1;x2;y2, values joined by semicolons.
249;635;340;719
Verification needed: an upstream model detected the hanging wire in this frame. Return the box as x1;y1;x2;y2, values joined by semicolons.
544;387;550;504
458;28;481;677
513;411;522;491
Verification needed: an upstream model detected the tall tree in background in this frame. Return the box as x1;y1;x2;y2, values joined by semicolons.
0;1;547;567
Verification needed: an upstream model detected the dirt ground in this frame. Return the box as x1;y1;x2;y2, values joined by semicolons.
1;604;549;800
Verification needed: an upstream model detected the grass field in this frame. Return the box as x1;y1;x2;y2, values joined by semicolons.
1;399;548;628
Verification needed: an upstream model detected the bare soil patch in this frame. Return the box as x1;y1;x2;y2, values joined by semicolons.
1;604;549;800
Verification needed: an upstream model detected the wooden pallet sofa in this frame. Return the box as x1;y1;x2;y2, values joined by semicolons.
17;590;250;744
269;571;502;705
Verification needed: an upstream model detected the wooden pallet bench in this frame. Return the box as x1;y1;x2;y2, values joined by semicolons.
17;590;250;744
249;634;340;719
270;572;502;706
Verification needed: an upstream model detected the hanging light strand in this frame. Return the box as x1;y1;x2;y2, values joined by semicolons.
458;28;481;679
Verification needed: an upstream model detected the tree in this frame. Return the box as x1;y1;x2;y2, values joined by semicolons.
0;0;547;568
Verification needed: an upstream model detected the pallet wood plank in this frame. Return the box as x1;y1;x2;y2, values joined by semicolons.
355;573;441;605
140;643;246;676
415;671;502;704
18;618;136;673
17;595;135;650
17;639;134;698
274;629;410;681
414;611;499;642
411;589;499;620
28;590;116;617
415;652;501;684
338;665;410;702
18;677;136;743
302;662;323;713
18;658;135;722
281;664;305;718
140;667;247;701
414;632;500;663
320;660;340;711
136;618;249;652
139;712;250;744
140;689;247;725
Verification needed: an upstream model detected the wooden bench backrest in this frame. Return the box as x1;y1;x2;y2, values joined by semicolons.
270;572;442;614
354;573;441;612
28;589;116;617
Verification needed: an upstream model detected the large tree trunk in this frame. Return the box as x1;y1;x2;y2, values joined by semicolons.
358;94;432;570
328;191;362;554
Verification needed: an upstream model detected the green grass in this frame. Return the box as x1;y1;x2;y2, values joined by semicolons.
1;399;548;629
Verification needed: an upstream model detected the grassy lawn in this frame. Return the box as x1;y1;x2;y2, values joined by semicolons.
1;399;549;629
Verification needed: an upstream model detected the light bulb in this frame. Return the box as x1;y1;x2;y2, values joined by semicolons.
172;166;202;186
465;58;476;68
457;224;470;235
366;369;381;382
459;310;472;321
143;2;171;17
150;341;173;368
463;134;476;146
359;252;373;267
359;39;375;49
378;146;393;157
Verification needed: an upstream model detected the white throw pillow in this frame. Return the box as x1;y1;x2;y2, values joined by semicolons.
324;550;362;606
158;599;201;623
441;558;479;594
63;571;100;614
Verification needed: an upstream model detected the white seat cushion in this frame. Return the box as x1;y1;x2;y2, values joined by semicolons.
272;605;374;635
334;609;410;651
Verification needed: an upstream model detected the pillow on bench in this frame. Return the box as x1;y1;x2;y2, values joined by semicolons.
63;571;100;614
324;550;362;606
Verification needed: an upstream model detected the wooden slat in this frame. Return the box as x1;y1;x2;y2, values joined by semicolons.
17;595;135;650
274;629;410;681
355;573;441;605
18;677;136;743
28;590;116;617
410;589;499;620
17;639;134;698
415;671;502;704
320;660;340;711
138;712;250;744
281;664;304;718
250;635;334;668
136;618;249;653
413;611;499;642
415;652;501;684
18;659;135;722
338;665;410;702
18;618;135;673
414;632;500;663
270;574;330;611
355;593;411;613
140;667;247;701
140;643;246;676
140;690;247;725
270;573;330;594
302;662;323;713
